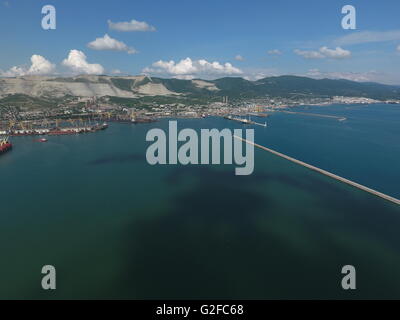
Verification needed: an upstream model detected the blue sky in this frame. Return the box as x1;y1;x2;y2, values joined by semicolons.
1;0;400;83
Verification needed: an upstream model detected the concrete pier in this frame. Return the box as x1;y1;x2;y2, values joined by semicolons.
279;110;347;121
234;136;400;206
225;116;267;127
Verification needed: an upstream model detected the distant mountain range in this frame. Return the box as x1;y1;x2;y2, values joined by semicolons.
1;75;400;103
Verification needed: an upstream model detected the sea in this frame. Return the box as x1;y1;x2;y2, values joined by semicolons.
0;103;399;299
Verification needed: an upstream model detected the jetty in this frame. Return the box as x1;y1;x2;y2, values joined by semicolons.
234;135;400;206
247;113;269;118
279;110;347;121
224;115;267;127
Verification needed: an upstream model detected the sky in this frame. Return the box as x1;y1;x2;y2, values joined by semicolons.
1;0;400;84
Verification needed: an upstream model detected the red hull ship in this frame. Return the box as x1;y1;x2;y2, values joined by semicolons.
0;136;12;155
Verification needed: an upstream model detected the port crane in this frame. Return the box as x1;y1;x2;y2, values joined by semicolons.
130;110;137;122
0;135;10;145
8;120;16;131
256;105;264;112
105;112;112;120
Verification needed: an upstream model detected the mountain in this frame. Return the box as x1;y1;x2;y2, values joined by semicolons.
0;75;166;99
212;76;400;100
1;75;400;104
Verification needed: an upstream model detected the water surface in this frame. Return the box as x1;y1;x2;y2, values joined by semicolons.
0;103;399;299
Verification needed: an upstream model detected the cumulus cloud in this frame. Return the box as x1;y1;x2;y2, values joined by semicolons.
334;30;400;46
87;34;137;54
62;50;104;75
234;55;244;61
1;54;55;77
1;66;25;77
294;47;351;59
142;57;242;79
267;49;282;55
108;19;156;32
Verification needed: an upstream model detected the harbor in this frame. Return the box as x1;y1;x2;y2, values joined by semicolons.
0;121;108;137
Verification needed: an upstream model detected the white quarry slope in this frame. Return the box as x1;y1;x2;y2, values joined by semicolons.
191;79;219;91
0;76;134;98
134;82;177;95
0;75;179;98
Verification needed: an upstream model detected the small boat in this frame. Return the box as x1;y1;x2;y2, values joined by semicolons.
37;138;48;143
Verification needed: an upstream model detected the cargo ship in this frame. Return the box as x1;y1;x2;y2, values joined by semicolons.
0;136;12;155
107;117;156;124
131;117;157;124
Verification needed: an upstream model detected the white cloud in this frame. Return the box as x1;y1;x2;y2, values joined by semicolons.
234;55;244;61
108;19;156;32
294;49;324;59
174;75;196;80
87;34;137;54
305;68;390;83
240;67;280;81
146;58;197;75
294;47;351;59
197;59;242;74
1;54;55;77
1;66;26;77
319;46;351;59
267;49;282;55
334;30;400;46
245;73;269;81
28;55;56;74
62;50;104;75
397;45;400;52
142;57;242;78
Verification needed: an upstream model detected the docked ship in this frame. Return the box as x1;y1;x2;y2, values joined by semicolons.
0;136;12;155
8;122;108;137
131;117;157;124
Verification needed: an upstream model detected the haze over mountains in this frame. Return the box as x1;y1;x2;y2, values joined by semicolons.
1;75;400;101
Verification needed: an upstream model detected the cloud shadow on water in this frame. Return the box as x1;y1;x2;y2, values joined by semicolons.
113;165;400;299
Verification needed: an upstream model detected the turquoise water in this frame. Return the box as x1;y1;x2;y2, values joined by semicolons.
0;103;399;299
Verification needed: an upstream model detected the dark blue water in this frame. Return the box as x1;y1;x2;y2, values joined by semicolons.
0;104;399;299
256;103;400;199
